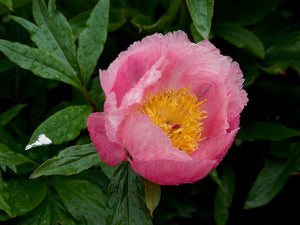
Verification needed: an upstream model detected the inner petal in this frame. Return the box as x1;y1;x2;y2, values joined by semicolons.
137;87;207;154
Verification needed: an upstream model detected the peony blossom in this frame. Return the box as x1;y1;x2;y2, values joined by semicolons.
87;31;248;185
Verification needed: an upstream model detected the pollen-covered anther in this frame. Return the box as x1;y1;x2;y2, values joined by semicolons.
137;87;207;154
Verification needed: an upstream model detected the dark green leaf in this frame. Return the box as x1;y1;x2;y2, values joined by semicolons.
17;198;51;225
131;0;180;32
69;10;91;41
0;171;12;217
108;8;126;32
264;31;300;73
77;0;109;86
50;177;106;225
209;169;223;190
267;31;300;54
0;59;15;73
0;0;13;11
144;179;161;217
106;162;152;225
99;161;116;179
0;40;81;88
242;64;260;86
18;190;77;225
32;0;79;73
214;0;278;26
237;121;300;141
0;143;36;168
214;163;235;225
186;0;214;40
4;178;47;218
0;104;27;127
244;142;300;209
48;190;77;225
26;105;92;150
30;143;101;178
0;0;31;14
214;23;265;59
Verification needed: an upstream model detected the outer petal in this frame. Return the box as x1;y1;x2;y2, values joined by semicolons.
130;159;217;185
117;112;191;161
87;112;127;166
100;33;166;106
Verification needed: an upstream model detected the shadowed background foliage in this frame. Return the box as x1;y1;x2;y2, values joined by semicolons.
0;0;299;224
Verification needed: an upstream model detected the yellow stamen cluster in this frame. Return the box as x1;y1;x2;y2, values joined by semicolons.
137;87;207;154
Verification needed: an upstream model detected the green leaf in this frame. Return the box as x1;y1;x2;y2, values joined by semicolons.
108;8;126;32
0;59;14;73
186;0;214;40
0;171;12;217
30;143;101;178
209;169;223;190
3;178;47;218
237;121;300;141
265;31;300;74
144;179;161;217
18;190;77;225
0;0;13;11
0;143;36;169
0;104;27;127
50;177;106;225
131;0;180;32
0;0;31;14
244;142;300;209
242;64;260;86
99;161;116;179
32;0;79;73
77;0;109;86
26;105;92;150
214;23;265;59
0;40;81;89
17;198;51;225
69;10;91;41
214;0;277;26
106;162;152;225
48;190;77;225
214;163;235;225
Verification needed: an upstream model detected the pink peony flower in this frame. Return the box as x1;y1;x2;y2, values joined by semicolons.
87;31;248;185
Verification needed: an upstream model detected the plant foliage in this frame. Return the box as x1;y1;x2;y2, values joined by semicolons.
0;0;299;224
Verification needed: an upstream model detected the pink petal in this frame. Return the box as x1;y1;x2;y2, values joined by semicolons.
191;127;239;162
103;93;123;142
100;33;167;107
130;159;217;185
116;112;191;161
87;112;127;166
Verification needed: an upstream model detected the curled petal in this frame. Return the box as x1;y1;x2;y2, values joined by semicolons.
87;112;127;166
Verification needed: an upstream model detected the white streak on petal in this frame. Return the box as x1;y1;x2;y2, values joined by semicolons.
25;134;52;150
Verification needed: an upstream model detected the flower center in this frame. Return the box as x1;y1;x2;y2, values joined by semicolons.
137;87;207;154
